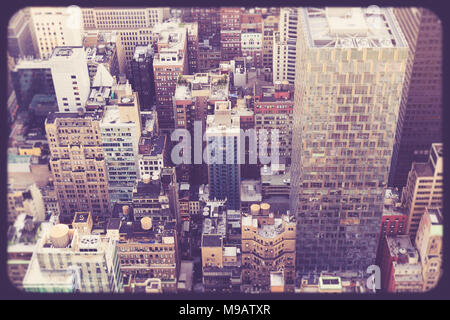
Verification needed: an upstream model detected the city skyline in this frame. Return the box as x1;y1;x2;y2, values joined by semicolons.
6;6;443;295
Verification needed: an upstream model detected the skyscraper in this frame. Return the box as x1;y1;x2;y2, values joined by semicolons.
49;47;91;112
99;80;142;205
29;7;83;59
130;45;155;110
273;8;298;85
401;143;443;239
389;8;442;188
45;110;110;222
290;7;408;273
152;23;188;134
206;101;241;210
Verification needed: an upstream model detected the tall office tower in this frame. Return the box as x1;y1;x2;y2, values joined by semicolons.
29;7;83;59
273;8;298;85
379;234;423;292
253;83;294;165
49;47;91;112
130;45;155;110
262;15;279;71
241;203;296;293
389;8;442;188
99;81;142;206
82;7;169;30
23;213;122;293
290;7;408;273
415;207;443;291
206;101;241;210
174;72;230;184
220;7;243;61
401;143;443;239
186;23;199;74
84;31;121;85
115;217;179;293
152;23;188;134
8;9;35;58
45;110;110;223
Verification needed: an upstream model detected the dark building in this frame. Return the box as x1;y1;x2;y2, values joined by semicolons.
389;8;442;188
8;10;35;59
130;45;155;111
10;65;55;111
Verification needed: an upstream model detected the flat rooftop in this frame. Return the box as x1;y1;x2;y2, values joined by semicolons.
202;234;222;247
301;7;407;48
413;162;434;177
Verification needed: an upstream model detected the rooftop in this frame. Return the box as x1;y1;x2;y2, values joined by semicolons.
118;219;176;243
301;7;407;48
202;234;222;247
413;162;434;177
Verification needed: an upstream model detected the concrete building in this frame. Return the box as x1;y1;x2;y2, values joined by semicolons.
8;9;35;58
130;45;155;110
49;47;91;112
401;143;443;238
185;22;199;74
23;213;122;293
182;8;220;45
174;72;230;183
415;207;443;291
254;83;294;164
206;101;241;210
262;15;279;71
240;180;262;214
389;8;442;188
220;8;243;61
115;217;179;293
29;7;83;59
273;8;298;84
45;110;110;222
131;168;179;223
153;23;189;133
201;199;241;293
100;89;141;205
7;183;46;224
376;188;408;263
84;31;121;85
290;7;408;273
379;235;423;293
12;46;90;113
82;7;169;30
7;215;52;290
241;203;296;293
138;135;167;180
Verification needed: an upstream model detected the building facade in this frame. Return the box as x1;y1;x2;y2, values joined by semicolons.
290;7;408;273
389;8;442;188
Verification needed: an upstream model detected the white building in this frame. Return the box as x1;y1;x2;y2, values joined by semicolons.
273;8;298;84
50;47;91;112
23;213;122;293
29;7;83;59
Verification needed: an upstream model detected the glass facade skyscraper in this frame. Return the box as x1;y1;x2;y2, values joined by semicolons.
290;7;409;273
